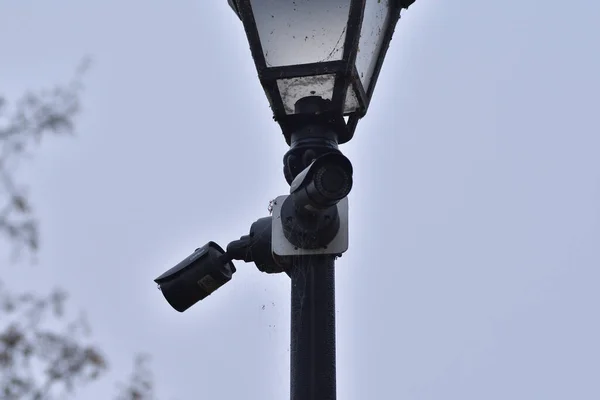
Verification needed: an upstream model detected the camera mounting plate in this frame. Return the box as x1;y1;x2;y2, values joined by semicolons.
271;195;349;256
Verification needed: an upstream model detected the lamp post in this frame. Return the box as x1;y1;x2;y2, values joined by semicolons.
154;1;416;399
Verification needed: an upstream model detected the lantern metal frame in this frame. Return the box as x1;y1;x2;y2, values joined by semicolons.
229;0;415;144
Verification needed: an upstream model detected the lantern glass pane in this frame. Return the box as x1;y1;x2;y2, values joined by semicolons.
344;85;360;113
356;0;391;91
277;74;336;114
250;0;351;67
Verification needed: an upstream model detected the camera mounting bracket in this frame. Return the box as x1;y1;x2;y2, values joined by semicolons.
271;195;349;256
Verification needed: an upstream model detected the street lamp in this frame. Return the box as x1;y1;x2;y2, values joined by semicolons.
228;0;415;147
155;1;416;399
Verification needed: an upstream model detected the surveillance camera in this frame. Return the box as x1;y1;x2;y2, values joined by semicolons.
154;242;236;312
278;153;353;249
289;152;353;212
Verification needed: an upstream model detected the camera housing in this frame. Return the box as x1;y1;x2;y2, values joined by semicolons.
289;152;353;212
154;242;236;312
274;153;353;250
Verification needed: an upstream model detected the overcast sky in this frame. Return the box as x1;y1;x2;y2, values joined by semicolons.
1;1;600;399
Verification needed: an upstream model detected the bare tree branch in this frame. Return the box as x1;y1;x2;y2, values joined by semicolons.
115;355;156;400
0;58;160;399
0;281;107;400
0;56;91;258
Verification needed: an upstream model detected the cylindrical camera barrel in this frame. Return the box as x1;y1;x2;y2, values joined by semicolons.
154;242;236;312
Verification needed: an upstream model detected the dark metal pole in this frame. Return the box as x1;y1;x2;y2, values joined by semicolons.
290;255;336;400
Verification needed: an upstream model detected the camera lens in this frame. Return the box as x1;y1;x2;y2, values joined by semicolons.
314;164;352;201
